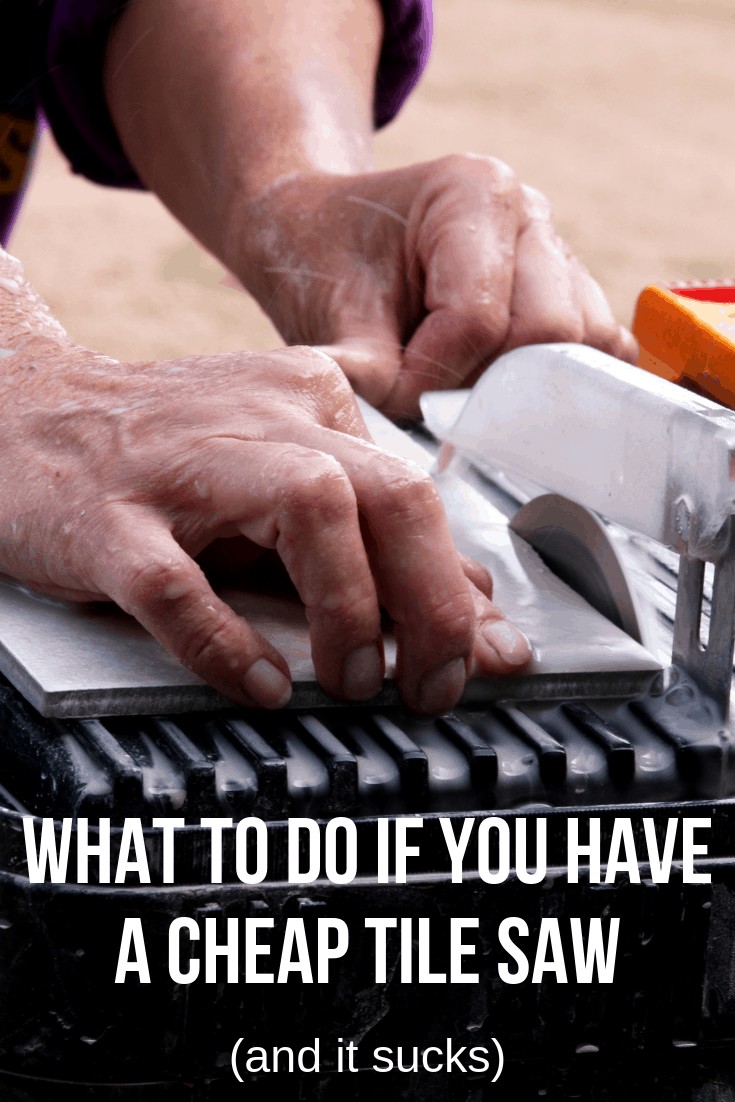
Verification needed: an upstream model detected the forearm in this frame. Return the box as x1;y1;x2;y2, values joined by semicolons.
103;0;381;270
101;0;634;419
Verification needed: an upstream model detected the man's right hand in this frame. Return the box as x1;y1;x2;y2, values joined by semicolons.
0;336;531;714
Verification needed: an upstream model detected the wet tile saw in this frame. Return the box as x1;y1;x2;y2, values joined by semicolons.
3;286;735;1100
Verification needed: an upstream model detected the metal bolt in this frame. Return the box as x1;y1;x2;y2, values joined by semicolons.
674;497;691;544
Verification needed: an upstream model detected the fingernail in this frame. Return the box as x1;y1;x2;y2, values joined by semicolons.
481;620;532;666
342;644;383;700
243;658;292;708
417;656;466;714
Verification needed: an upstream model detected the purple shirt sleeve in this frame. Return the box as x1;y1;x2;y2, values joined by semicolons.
40;0;433;190
375;0;433;128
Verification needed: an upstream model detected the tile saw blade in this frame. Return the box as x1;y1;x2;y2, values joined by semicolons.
509;493;646;645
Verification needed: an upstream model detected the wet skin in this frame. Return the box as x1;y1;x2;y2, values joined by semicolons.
0;0;635;712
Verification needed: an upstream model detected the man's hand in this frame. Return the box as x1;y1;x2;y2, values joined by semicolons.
0;335;531;713
105;0;636;421
230;158;638;418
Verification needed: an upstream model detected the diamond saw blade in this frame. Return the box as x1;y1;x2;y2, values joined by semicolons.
510;493;644;643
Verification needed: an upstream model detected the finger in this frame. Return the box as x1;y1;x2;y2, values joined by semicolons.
572;260;633;360
386;308;511;419
305;265;405;409
318;330;404;412
294;426;479;713
467;580;533;676
90;507;293;709
502;190;585;353
384;155;523;417
460;554;494;601
192;439;385;702
618;323;640;364
306;431;532;699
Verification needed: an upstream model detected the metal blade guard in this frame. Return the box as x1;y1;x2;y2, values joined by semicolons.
422;343;735;717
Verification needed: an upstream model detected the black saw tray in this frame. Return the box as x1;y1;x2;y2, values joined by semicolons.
2;663;735;1101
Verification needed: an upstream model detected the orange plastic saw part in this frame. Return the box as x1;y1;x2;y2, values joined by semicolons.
632;281;735;409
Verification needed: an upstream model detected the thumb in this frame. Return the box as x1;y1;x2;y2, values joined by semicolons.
318;320;404;410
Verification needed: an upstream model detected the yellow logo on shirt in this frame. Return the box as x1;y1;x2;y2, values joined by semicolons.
0;113;35;196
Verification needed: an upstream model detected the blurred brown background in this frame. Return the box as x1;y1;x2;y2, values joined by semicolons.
12;0;735;363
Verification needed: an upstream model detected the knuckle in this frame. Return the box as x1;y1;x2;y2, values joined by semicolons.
477;155;518;195
520;310;585;346
293;344;341;370
585;320;621;352
312;589;377;630
439;152;514;182
432;152;470;179
179;617;237;673
280;345;345;386
457;307;511;349
366;460;439;520
520;183;552;220
124;558;193;610
552;316;585;344
463;556;494;597
279;454;355;521
431;153;520;202
422;591;476;650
